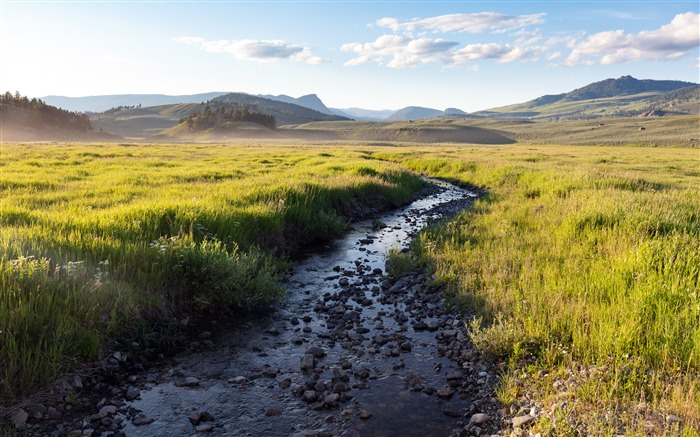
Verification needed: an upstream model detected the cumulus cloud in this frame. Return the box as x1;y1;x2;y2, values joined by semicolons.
342;11;549;68
342;34;546;68
565;12;699;66
376;12;546;34
341;35;460;67
173;36;325;64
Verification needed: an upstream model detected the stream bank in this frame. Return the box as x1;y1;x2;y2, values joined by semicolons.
11;180;508;437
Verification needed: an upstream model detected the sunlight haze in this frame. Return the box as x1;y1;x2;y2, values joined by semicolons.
1;0;698;111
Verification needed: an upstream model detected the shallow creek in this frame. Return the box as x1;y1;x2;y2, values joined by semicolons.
116;180;479;437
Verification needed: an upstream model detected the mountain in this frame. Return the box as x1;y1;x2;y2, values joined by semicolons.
385;106;471;121
444;107;469;117
386;106;445;121
475;76;699;120
91;93;348;139
90;103;200;139
262;93;335;115
211;93;348;126
330;107;396;121
40;92;229;112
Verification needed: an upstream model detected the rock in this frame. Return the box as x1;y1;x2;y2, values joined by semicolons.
306;346;326;358
470;413;490;425
436;387;454;399
333;368;349;382
10;409;29;426
291;336;304;345
442;408;460;418
91;405;118;420
264;408;282;417
279;379;292;389
324;393;340;404
47;407;63;420
301;354;315;371
228;376;247;385
400;342;412;352
446;370;463;380
71;375;84;389
125;386;140;401
443;329;457;337
512;415;535;428
176;377;200;387
358;409;373;420
28;404;46;420
189;412;203;425
198;331;212;339
302;390;318;403
189;411;214;425
339;278;350;286
196;423;214;432
132;415;154;426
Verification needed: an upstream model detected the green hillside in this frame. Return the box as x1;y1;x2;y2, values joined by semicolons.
476;76;699;120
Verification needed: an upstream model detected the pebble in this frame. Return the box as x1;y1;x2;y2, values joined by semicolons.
436;387;454;400
264;408;283;416
196;423;214;432
442;408;460;418
470;413;490;425
228;376;247;384
90;405;118;420
358;409;373;420
10;409;29;426
176;377;200;387
301;354;316;371
132;415;154;426
512;415;535;428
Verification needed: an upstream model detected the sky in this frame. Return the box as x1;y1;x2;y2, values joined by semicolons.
1;1;698;112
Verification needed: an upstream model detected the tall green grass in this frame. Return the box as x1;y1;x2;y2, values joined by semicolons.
0;142;423;401
376;145;700;434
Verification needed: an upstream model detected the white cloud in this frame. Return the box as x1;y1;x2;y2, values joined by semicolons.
341;35;460;68
342;34;546;68
565;12;699;66
174;36;326;64
376;12;546;34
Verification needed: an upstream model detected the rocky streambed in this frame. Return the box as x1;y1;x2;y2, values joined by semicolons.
10;180;511;437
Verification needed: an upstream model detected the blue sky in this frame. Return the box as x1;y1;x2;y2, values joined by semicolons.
1;1;698;111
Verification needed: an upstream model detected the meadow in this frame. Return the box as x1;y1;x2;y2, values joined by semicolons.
381;144;700;435
1;140;698;435
0;142;423;401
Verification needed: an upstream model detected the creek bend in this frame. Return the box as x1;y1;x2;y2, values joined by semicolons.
97;180;495;436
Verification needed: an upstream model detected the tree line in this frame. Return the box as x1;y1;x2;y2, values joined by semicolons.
1;91;92;132
179;104;276;130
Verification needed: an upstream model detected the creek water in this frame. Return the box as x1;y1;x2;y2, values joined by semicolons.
118;180;477;437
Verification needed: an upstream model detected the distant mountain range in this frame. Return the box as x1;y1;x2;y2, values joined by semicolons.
41;92;229;113
475;76;699;120
28;75;699;141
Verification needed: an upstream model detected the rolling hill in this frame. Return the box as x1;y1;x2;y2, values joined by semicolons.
90;93;348;139
209;93;348;126
261;93;335;115
476;76;699;120
40;92;229;113
0;92;117;141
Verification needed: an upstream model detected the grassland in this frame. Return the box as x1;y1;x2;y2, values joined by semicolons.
380;144;699;435
0;142;423;401
2;138;698;435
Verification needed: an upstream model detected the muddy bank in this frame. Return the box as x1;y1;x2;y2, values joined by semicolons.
8;180;510;437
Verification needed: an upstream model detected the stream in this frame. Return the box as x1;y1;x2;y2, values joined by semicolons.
27;180;504;437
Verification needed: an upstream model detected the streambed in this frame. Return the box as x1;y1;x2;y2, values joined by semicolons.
24;180;505;437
